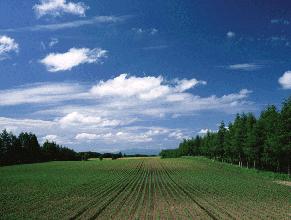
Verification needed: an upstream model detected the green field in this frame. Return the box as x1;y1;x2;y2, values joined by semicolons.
0;157;290;219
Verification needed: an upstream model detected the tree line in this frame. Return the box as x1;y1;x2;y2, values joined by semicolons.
79;152;156;160
160;97;291;175
0;130;79;166
0;130;136;166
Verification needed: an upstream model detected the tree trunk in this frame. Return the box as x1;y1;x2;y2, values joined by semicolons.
253;160;256;169
276;160;280;172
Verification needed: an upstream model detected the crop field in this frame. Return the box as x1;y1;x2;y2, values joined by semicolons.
0;157;290;219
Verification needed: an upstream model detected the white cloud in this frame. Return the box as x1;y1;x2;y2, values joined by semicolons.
75;133;98;140
227;63;262;71
0;35;19;60
174;78;206;92
42;134;58;142
0;82;86;106
198;128;211;135
49;38;59;47
75;130;153;143
0;73;255;151
59;112;121;127
0;117;56;135
33;0;89;18
0;74;253;117
0;16;126;32
146;128;169;136
91;74;205;101
168;130;185;140
40;48;107;72
278;71;291;89
132;28;158;35
91;74;167;100
227;31;235;38
113;131;152;143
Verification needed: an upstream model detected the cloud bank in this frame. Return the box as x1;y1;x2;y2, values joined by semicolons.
0;73;254;151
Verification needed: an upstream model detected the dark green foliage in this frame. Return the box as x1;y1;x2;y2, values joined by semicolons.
78;151;101;159
42;140;79;161
160;149;181;158
0;130;79;166
160;97;291;174
123;154;157;157
111;152;122;160
279;97;291;175
78;152;90;161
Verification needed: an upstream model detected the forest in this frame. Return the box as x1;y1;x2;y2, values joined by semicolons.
0;130;126;166
0;130;80;165
160;97;291;174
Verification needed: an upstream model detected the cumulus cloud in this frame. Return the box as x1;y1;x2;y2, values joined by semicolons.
0;73;254;151
174;78;206;92
59;112;121;127
75;133;98;140
227;63;262;71
0;35;19;60
198;128;211;135
33;0;89;18
91;74;168;100
114;131;152;143
168;130;186;140
40;48;107;72
42;134;58;142
75;130;154;143
278;71;291;89
91;74;205;101
0;74;253;117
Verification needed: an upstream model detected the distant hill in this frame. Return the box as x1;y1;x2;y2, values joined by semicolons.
121;148;160;156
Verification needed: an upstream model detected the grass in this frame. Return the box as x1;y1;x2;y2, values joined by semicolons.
0;157;290;219
183;156;291;181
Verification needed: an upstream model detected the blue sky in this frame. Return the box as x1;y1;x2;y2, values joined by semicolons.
0;0;290;153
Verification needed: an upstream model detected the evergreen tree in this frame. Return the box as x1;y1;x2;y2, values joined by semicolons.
244;113;257;168
161;96;291;174
279;98;291;175
217;121;226;161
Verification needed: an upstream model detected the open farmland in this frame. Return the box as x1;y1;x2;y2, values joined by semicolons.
0;157;290;219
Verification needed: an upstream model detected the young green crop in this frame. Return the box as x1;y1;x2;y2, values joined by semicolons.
0;157;289;219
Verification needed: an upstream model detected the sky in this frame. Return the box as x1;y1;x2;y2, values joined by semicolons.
0;0;290;154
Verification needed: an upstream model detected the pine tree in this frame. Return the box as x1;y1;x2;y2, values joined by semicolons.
279;98;291;175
